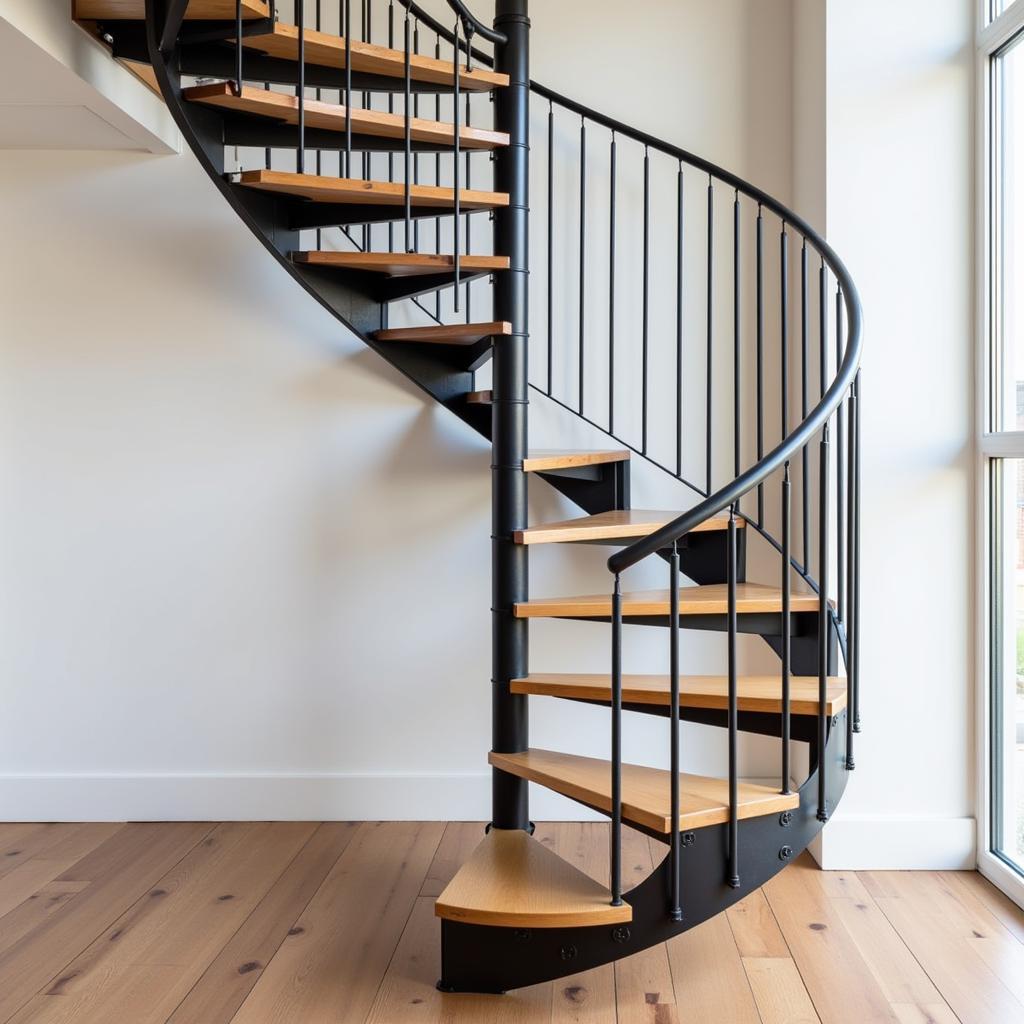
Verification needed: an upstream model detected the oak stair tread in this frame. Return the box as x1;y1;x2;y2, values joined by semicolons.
489;749;799;834
514;509;741;545
75;0;267;18
183;83;509;150
293;251;509;277
522;449;631;473
240;23;509;92
237;169;508;210
434;828;632;928
512;673;847;716
514;583;821;618
466;390;493;405
373;321;512;345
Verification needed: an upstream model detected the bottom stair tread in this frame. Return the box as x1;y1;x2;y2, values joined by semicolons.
435;828;632;927
489;748;799;834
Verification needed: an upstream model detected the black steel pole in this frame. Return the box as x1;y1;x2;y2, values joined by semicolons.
490;0;530;832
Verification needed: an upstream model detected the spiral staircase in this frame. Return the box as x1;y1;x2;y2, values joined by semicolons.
75;0;863;996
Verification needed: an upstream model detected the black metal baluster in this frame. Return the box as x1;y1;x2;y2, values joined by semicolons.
344;0;351;175
412;19;420;253
817;424;830;822
547;99;554;396
676;163;684;477
233;0;243;96
315;0;322;249
733;191;741;481
611;574;624;906
362;0;371;249
579;116;586;414
780;224;788;445
434;31;442;318
264;80;272;170
801;240;809;571
836;279;846;626
727;506;740;887
403;7;412;250
846;369;857;747
296;0;305;174
669;542;682;920
705;175;713;494
387;1;395;252
781;462;792;793
642;147;650;455
756;206;764;524
451;18;461;310
609;132;616;434
464;92;471;320
853;369;861;734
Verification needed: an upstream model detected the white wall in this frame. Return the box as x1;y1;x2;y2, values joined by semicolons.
804;0;976;868
0;0;802;822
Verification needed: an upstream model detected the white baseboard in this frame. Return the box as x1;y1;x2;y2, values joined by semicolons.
808;814;977;870
0;773;605;823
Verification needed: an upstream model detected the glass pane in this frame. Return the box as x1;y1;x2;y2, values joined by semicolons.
994;33;1024;430
992;0;1022;24
993;458;1024;876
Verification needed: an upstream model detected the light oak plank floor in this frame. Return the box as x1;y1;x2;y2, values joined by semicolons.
0;822;1021;1024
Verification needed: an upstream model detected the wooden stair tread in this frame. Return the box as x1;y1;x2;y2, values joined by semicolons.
514;583;821;618
514;509;742;545
373;321;512;345
294;251;508;277
238;169;508;210
434;828;631;928
489;749;799;834
75;0;267;18
522;450;631;473
512;673;846;716
183;83;509;150
466;390;493;405
241;23;509;92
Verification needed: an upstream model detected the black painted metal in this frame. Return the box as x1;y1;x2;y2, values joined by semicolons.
642;148;650;455
232;0;243;96
452;17;462;307
296;0;305;173
609;134;617;434
801;241;810;571
756;206;764;525
727;508;740;888
817;426;830;822
610;574;623;906
489;0;529;833
579;117;586;414
705;177;713;495
676;164;684;478
546;100;554;397
733;192;741;482
782;462;792;794
668;543;682;920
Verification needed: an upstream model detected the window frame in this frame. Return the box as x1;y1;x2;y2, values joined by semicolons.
977;0;1024;910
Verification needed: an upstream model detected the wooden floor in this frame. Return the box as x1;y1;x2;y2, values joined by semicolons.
1;822;1023;1023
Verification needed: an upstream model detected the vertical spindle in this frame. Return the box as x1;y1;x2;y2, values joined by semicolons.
756;206;764;524
669;543;682;920
801;240;809;571
676;163;684;478
706;176;713;495
733;191;741;481
610;574;624;906
609;133;617;433
817;425;830;822
642;148;650;455
579;117;586;414
547;100;554;396
727;506;740;887
782;463;792;794
296;0;305;174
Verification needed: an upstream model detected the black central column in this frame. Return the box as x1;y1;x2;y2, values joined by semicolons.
490;0;530;831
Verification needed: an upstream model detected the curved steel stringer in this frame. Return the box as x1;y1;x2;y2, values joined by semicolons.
438;711;849;994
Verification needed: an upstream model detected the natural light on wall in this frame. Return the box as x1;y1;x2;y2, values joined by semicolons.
982;0;1024;906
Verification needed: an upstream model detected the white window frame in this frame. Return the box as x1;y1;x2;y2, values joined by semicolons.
977;0;1024;910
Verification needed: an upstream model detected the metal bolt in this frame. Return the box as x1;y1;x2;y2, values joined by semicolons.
779;811;794;827
611;927;631;944
514;929;531;943
681;832;696;848
560;945;578;961
779;846;793;861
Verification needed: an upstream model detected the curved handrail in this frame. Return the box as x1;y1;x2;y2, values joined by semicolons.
397;0;505;52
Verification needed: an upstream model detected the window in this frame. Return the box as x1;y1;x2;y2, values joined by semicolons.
981;0;1024;909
